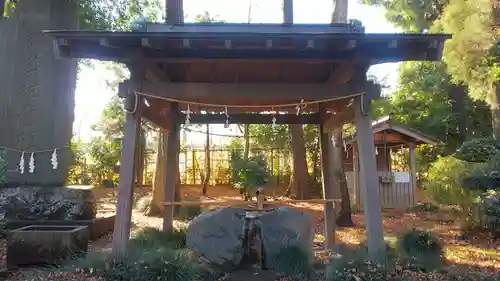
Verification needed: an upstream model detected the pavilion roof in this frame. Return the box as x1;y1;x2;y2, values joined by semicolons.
345;116;438;146
45;23;450;65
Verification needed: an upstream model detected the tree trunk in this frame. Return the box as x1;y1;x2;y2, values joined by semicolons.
331;0;348;23
243;124;251;201
492;80;500;140
0;0;78;186
243;124;250;161
491;1;500;139
150;130;167;215
202;124;211;196
290;124;311;199
448;83;467;147
332;129;353;226
330;0;353;226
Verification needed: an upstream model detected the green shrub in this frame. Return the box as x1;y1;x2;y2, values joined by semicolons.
424;156;485;206
68;227;207;281
272;245;311;279
130;227;187;249
483;193;500;236
454;137;500;163
229;150;271;199
327;245;396;281
408;203;440;213
0;150;7;184
175;204;203;221
396;230;443;270
135;196;153;214
71;248;206;281
0;195;76;220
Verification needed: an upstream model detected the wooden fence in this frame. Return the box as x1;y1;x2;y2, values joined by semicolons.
346;171;416;210
142;148;293;186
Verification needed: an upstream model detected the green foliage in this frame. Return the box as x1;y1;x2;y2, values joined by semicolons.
229;150;271;197
0;214;7;239
272;245;311;279
407;203;441;213
438;0;495;100
397;230;444;270
361;0;449;32
70;227;207;281
67;139;90;185
424;156;485;205
483;193;500;235
175;202;203;221
130;227;187;249
455;138;500;163
194;11;225;23
0;195;76;220
0;149;7;184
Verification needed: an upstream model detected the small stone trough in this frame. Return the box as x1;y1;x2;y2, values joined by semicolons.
7;225;89;267
6;215;115;241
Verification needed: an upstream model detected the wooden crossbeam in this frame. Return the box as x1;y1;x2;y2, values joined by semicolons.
138;82;373;102
184;113;321;124
163;199;340;206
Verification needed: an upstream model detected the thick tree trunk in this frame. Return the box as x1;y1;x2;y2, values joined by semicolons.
491;1;500;139
202;124;211;196
332;129;353;226
0;0;78;186
492;80;500;140
448;83;467;146
290;124;311;199
331;0;348;23
150;131;166;215
330;0;353;225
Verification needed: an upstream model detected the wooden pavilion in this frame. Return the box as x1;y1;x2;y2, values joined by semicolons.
46;21;449;256
343;116;437;210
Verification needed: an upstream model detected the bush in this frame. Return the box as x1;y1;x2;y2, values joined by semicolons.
454;137;500;163
424;156;485;206
483;193;500;236
135;196;154;215
0;195;76;220
130;227;187;249
0;150;7;184
229;150;271;199
175;204;203;221
396;230;444;270
408;203;440;213
272;245;311;279
68;227;207;281
327;245;397;281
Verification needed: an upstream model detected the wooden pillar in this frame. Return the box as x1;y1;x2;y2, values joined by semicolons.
163;103;180;234
330;127;343;214
166;0;184;24
112;93;143;255
352;144;361;208
408;142;417;206
319;107;336;250
354;95;385;256
283;0;293;24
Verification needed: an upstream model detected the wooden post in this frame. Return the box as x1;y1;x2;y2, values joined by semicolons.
352;144;360;208
319;106;336;250
409;142;417;206
354;95;385;256
330;128;344;214
163;103;180;234
166;0;184;24
112;94;143;255
283;0;293;24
